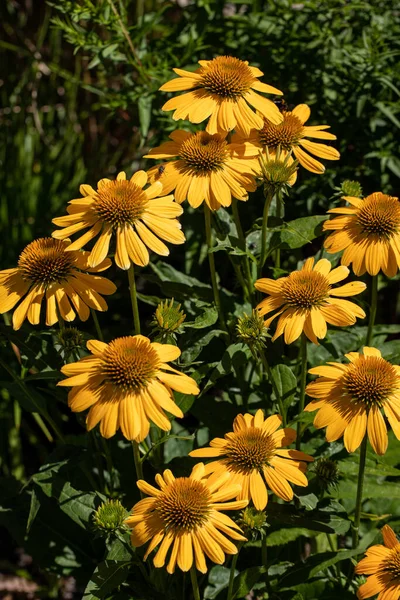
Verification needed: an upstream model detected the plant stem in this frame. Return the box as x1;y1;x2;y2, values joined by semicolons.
258;346;286;425
190;565;201;600
204;205;228;334
296;334;308;450
258;190;274;278
227;543;242;600
231;198;254;303
352;435;367;549
275;191;282;269
91;309;104;341
366;275;378;346
132;440;144;497
127;264;141;335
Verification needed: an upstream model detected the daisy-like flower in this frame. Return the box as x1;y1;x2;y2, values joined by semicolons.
237;103;340;174
355;525;400;599
125;463;248;574
255;257;366;345
305;347;400;456
189;410;313;510
145;131;259;210
160;56;283;137
0;238;116;330
52;171;185;270
324;192;400;277
58;335;199;441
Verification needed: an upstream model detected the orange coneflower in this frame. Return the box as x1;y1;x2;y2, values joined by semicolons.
125;463;248;573
235;103;340;174
355;524;400;599
58;335;199;441
0;238;116;330
160;56;283;136
52;171;185;270
255;257;366;345
305;347;400;455
324;192;400;277
190;410;313;510
145;130;259;210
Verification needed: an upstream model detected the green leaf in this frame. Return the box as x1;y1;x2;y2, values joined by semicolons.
267;527;318;547
270;364;297;409
26;488;40;534
138;94;153;139
202;343;252;393
204;565;231;599
232;566;267;599
273;216;328;250
267;500;350;535
83;560;131;599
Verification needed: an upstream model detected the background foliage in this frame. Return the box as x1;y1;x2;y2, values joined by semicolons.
1;0;400;598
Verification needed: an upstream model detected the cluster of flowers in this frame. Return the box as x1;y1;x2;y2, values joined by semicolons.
1;56;400;599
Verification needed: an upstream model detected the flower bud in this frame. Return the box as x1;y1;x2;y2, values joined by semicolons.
314;457;340;491
236;310;269;348
92;499;128;534
258;147;298;197
152;298;186;334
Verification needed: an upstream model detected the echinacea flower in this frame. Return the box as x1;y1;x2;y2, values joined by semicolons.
237;103;340;174
255;257;366;345
189;410;313;510
355;524;400;599
125;463;248;573
58;335;199;441
52;171;185;270
305;347;400;455
160;56;283;136
0;238;116;330
324;192;400;277
145;131;258;210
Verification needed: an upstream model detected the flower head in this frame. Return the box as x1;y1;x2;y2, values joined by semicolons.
238;103;340;174
355;525;400;599
52;171;185;270
305;347;400;455
145;131;258;210
0;238;116;330
160;56;283;137
58;335;199;441
258;147;298;195
152;298;186;333
125;463;248;574
255;257;366;345
190;410;313;510
236;309;269;348
93;499;128;534
313;457;340;491
324;192;400;277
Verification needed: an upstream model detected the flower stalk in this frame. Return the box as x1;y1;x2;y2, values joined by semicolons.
296;334;308;450
352;435;368;549
190;565;201;600
366;275;378;346
128;263;141;335
204;205;228;334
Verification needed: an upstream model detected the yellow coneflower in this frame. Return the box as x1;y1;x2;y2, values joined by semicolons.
255;257;366;345
236;103;340;174
58;335;199;441
160;56;283;136
125;463;248;573
305;347;400;456
52;171;185;270
0;238;116;330
324;192;400;277
189;410;313;510
145;131;259;210
355;524;400;599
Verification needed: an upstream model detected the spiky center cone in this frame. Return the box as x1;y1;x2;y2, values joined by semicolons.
102;337;160;392
224;427;275;474
179;132;228;174
155;478;212;533
344;356;398;408
258;111;303;151
357;194;400;239
281;271;330;310
95;180;148;228
199;56;255;98
18;238;75;285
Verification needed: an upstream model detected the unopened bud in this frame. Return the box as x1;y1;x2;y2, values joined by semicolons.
93;499;127;534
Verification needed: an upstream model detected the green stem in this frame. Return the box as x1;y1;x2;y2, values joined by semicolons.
258;190;274;278
352;435;367;549
258;346;286;425
132;440;144;497
91;309;104;342
227;543;242;600
261;532;272;593
128;264;141;335
190;565;201;600
365;275;378;346
296;334;308;450
275;191;282;269
204;205;228;334
231;198;254;303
